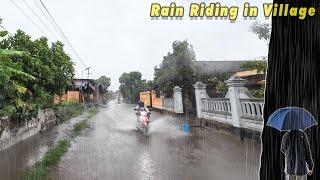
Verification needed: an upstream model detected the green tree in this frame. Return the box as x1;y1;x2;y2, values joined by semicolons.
95;76;111;104
240;61;267;74
0;28;74;120
0;56;36;118
215;80;228;97
247;21;270;99
141;80;153;91
95;75;111;94
49;41;74;96
250;84;265;98
0;26;36;118
119;71;143;103
250;21;271;41
154;40;196;111
196;72;228;98
239;61;266;98
248;21;270;98
0;30;74;99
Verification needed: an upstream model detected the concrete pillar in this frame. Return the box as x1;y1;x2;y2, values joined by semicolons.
225;76;248;128
173;86;183;113
194;82;209;118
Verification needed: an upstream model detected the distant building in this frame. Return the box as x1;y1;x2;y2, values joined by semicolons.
233;69;265;89
53;79;102;104
73;79;100;103
73;79;95;91
193;60;266;96
193;60;266;75
193;60;247;75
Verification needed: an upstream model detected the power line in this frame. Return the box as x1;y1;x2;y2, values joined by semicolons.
9;0;46;35
9;0;88;73
21;0;59;40
9;0;87;69
37;0;87;68
32;0;87;70
0;24;13;36
32;0;63;40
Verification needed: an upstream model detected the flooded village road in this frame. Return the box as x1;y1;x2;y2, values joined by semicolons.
0;101;261;180
53;101;261;180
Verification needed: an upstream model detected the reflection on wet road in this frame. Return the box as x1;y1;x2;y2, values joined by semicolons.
0;112;88;180
53;101;260;180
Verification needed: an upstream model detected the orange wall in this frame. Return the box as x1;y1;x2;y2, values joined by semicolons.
151;91;163;110
139;90;163;110
66;91;80;103
53;91;80;104
140;91;151;107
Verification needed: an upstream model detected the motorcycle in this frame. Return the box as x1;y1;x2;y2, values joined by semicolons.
134;108;151;136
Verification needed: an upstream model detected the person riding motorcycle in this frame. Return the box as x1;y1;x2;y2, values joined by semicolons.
135;101;151;136
135;101;150;118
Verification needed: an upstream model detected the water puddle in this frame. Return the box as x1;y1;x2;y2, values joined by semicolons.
134;151;156;180
148;116;185;137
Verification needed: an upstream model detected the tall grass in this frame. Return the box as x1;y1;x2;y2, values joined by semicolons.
25;139;70;180
72;120;88;134
87;106;99;118
25;104;100;180
54;102;84;122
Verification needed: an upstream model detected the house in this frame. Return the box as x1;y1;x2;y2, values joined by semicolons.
73;79;95;91
233;69;265;89
73;79;101;103
193;60;247;75
53;79;101;104
193;60;266;96
193;60;266;75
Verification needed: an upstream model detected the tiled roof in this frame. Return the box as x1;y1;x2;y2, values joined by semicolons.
233;69;264;77
193;60;266;75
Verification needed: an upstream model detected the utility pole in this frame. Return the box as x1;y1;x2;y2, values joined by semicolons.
81;67;91;105
85;67;91;79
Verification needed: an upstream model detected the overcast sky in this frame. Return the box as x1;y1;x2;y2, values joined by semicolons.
1;0;271;90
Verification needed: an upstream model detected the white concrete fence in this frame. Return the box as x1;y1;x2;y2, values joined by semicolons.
194;76;264;132
161;86;184;114
163;98;174;112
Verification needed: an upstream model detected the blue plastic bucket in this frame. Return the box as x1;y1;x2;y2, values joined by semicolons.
182;123;190;133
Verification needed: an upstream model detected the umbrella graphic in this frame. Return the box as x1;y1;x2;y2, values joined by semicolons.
267;107;318;131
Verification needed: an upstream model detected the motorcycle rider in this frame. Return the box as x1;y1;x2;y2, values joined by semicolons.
135;101;151;128
135;100;150;117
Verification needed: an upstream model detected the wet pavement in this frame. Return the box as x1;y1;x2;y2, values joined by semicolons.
52;101;261;180
0;101;261;180
0;112;89;180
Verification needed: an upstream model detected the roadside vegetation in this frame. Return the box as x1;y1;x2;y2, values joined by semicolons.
25;106;100;180
95;76;111;104
0;20;111;122
119;71;152;104
72;120;88;135
119;40;228;112
119;23;270;106
0;20;74;123
87;105;100;118
119;41;197;108
72;106;100;135
25;139;70;180
53;102;84;123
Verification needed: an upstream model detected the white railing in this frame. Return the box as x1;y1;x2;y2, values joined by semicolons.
201;98;232;116
240;98;264;121
195;78;265;132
